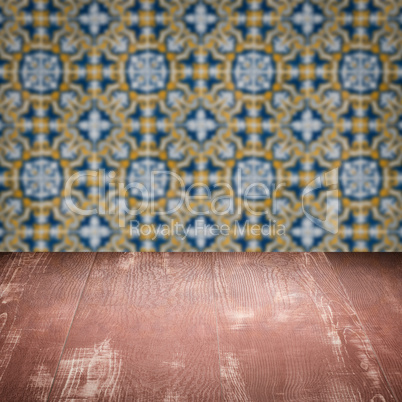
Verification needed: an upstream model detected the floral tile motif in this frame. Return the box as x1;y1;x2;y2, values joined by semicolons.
0;0;401;251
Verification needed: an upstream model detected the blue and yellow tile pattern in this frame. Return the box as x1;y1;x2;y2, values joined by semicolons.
0;0;401;251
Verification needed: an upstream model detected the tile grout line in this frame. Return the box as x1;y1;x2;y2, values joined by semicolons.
46;252;98;402
211;253;224;401
320;252;399;402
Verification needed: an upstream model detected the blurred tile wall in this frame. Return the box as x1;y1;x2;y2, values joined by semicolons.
0;0;401;251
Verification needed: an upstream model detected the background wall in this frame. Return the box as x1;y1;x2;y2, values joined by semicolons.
0;0;401;251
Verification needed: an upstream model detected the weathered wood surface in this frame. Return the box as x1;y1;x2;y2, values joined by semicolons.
0;253;96;401
0;252;400;401
48;253;221;400
327;252;402;399
213;253;396;401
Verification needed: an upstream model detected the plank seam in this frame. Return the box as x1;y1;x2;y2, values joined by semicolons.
45;252;98;402
211;253;224;401
319;252;399;402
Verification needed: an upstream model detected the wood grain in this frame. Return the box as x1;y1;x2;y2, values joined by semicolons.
48;253;221;401
0;252;96;401
213;252;396;401
327;252;402;399
0;252;400;401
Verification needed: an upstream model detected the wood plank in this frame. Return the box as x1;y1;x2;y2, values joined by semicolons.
0;253;12;268
327;252;402;399
0;252;96;401
48;252;221;400
0;253;12;263
213;252;396;401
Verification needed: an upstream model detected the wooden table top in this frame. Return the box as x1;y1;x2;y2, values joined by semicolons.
0;252;400;401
